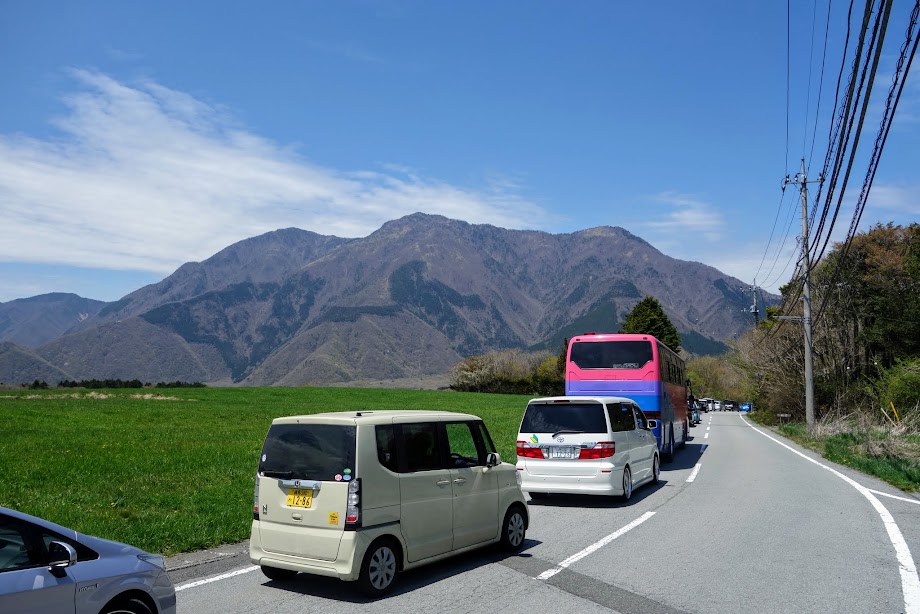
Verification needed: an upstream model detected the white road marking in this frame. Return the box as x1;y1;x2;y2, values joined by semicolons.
704;432;709;439
868;489;920;505
536;512;656;580
686;463;702;482
706;426;711;432
175;565;260;591
743;417;920;614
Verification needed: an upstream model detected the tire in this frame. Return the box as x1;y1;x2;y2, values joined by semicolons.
358;539;399;597
651;455;660;485
500;506;527;552
261;565;297;582
102;598;154;614
663;427;675;462
621;466;633;501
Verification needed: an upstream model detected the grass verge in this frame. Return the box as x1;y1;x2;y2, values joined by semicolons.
748;411;920;492
0;387;531;555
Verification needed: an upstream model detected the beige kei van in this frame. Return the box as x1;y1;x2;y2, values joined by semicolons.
250;411;528;596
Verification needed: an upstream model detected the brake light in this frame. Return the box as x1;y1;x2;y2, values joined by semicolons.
345;478;361;525
516;441;545;459
579;442;615;459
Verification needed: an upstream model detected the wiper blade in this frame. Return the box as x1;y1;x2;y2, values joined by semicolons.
551;430;585;438
261;470;293;478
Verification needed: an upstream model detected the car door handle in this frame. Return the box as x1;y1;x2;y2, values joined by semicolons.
453;478;466;485
436;479;451;487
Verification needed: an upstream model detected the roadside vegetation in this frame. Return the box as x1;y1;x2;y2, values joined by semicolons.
0;387;531;556
690;223;920;491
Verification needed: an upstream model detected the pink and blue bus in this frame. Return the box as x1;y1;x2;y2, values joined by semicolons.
565;333;688;460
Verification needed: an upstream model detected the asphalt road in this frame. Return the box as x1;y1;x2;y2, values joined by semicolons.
169;413;920;613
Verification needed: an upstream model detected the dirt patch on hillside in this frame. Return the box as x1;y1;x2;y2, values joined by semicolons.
0;392;189;401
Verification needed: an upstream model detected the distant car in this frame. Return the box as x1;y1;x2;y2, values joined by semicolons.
740;402;752;412
713;400;722;411
0;506;176;614
723;400;738;412
690;407;701;425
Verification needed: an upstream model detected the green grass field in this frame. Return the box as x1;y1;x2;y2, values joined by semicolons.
0;387;531;555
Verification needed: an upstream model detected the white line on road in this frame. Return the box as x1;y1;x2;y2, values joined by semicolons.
706;426;711;431
704;432;709;439
536;512;656;580
686;463;702;482
175;565;260;591
868;489;920;505
742;417;920;614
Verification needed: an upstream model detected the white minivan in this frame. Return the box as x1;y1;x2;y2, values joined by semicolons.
516;396;660;500
250;410;528;596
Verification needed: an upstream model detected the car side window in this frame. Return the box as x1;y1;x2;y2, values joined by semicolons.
375;425;398;473
475;421;496;454
446;422;483;467
606;403;635;432
400;423;442;473
632;406;648;430
0;517;45;572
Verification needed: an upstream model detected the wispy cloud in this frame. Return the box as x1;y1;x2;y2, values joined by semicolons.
636;191;725;243
0;70;552;275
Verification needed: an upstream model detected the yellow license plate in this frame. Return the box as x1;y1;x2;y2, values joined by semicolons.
286;488;313;508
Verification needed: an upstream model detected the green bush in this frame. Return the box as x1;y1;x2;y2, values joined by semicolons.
877;359;920;420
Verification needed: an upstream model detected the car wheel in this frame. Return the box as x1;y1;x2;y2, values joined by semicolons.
500;505;527;552
621;466;633;501
664;428;675;462
651;455;660;485
261;565;297;582
102;598;154;614
358;538;399;597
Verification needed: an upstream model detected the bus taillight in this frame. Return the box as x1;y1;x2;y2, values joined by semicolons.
578;442;615;459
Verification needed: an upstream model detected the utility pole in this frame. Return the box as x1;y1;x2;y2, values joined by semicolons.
784;158;822;430
742;282;760;324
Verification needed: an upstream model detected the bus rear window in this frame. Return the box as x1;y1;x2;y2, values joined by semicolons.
521;403;608;434
570;340;654;370
259;424;356;481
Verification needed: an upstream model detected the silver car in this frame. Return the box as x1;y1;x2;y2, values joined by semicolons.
0;506;175;614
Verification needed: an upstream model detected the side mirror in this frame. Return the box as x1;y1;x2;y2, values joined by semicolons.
486;452;501;467
646;419;659;431
48;541;77;577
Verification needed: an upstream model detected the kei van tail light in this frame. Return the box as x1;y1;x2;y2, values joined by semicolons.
345;478;361;527
252;475;260;520
578;442;615;460
516;441;545;459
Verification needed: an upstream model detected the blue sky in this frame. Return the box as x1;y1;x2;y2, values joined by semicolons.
1;1;918;303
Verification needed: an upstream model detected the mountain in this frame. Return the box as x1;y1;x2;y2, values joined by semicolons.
0;342;74;384
3;214;772;386
0;293;106;348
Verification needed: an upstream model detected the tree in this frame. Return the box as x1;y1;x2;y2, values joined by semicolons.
619;296;681;352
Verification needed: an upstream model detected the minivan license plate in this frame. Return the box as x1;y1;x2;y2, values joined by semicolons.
548;446;575;459
286;488;313;508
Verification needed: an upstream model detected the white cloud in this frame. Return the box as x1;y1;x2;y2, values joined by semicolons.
0;71;553;275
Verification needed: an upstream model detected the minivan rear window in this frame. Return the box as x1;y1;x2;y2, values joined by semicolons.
521;403;608;434
259;424;356;481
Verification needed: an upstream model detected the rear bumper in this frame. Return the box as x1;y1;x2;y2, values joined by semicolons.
249;521;378;582
519;466;626;496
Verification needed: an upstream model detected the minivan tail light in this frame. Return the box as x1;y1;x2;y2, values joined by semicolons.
345;478;361;526
516;441;545;459
252;475;259;520
579;442;615;459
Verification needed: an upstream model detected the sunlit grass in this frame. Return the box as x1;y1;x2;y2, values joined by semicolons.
0;387;531;555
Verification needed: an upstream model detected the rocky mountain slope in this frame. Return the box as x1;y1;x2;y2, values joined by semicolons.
0;214;769;386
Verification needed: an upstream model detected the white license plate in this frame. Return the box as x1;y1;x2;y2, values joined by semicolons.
547;446;576;459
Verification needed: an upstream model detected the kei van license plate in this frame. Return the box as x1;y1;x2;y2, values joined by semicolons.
285;488;313;508
548;446;576;459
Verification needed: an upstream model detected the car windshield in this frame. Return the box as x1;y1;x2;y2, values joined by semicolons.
259;424;356;481
521;403;608;434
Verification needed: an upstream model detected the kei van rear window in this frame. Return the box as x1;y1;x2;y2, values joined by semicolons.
259;424;357;481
